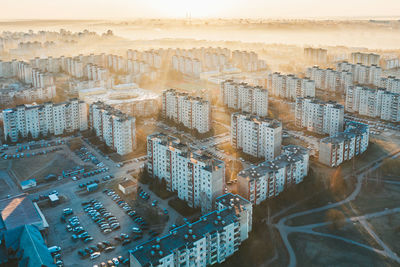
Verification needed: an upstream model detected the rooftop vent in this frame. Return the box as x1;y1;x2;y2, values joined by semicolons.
184;234;188;239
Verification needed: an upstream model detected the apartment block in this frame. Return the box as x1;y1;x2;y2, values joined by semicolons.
319;121;369;167
345;86;400;122
380;76;400;94
162;89;211;134
306;66;352;93
304;47;328;64
295;97;344;136
89;101;136;155
238;145;309;205
350;52;380;66
3;99;88;142
147;133;225;213
220;80;268;117
336;61;382;86
267;72;316;99
231;113;282;160
130;194;252;267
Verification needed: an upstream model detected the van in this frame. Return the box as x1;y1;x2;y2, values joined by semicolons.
48;246;61;254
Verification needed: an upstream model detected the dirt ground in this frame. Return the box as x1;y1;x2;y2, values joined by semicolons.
10;149;79;183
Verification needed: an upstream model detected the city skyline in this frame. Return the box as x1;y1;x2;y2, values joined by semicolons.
1;0;400;19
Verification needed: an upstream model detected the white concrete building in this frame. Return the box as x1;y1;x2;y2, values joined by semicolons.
336;61;382;86
238;145;309;205
351;52;380;66
319;121;369;167
89;101;136;155
220;80;268;117
304;47;328;64
130;194;252;267
306;66;352;93
3;99;88;142
267;72;316;99
147;133;225;213
162;89;211;134
295;97;344;136
231;113;282;160
345;86;400;122
380;76;400;94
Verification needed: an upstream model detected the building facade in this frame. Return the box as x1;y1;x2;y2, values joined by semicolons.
3;99;88;142
231;113;282;160
319;121;369;167
220;80;268;117
147;133;225;213
267;72;316;99
162;89;211;134
237;145;309;205
295;97;344;136
130;194;252;267
89;101;136;155
345;86;400;122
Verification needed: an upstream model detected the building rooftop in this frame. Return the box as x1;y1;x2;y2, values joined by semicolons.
233;112;282;129
0;194;45;232
130;208;237;266
238;145;308;180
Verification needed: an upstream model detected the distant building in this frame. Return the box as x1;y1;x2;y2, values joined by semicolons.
231;112;282;160
267;72;316;99
130;193;252;267
345;86;400;122
319;121;369;167
147;133;225;213
306;66;352;93
89;101;136;156
220;80;268;117
350;52;380;66
336;61;382;86
295;97;344;136
238;145;309;205
2;99;88;142
162;89;211;134
304;47;328;64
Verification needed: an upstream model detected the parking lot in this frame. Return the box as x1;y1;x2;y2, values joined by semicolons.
41;182;173;267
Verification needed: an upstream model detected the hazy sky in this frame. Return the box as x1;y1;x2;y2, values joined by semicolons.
1;0;400;19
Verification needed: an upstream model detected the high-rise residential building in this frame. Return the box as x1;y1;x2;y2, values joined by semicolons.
306;66;353;93
336;61;382;86
267;72;316;99
380;76;400;94
304;47;328;64
3;99;88;142
147;133;225;213
319;121;369;167
345;86;400;122
220;80;268;117
162;89;211;134
237;145;309;205
130;193;252;267
295;97;344;136
350;52;380;66
89;101;136;155
231;113;282;160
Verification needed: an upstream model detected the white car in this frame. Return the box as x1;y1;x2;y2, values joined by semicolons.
90;252;101;260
